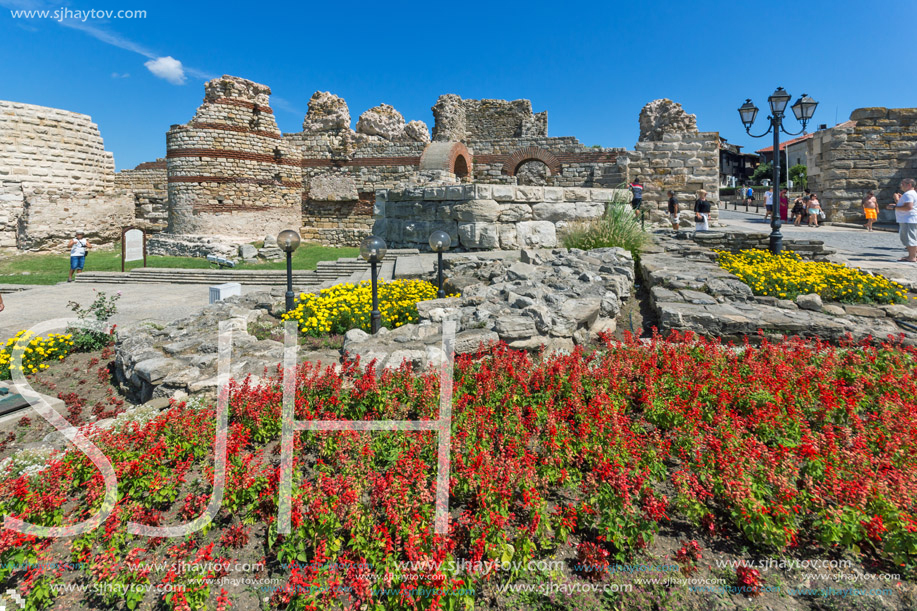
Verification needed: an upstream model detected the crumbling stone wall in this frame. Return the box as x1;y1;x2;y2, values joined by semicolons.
376;183;627;250
166;76;302;240
114;159;168;230
470;138;626;187
295;91;431;245
621;100;719;219
624;131;720;218
0;100;133;250
807;108;917;222
432;95;547;141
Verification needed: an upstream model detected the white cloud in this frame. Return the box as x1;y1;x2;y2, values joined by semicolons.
0;0;213;85
111;72;130;79
144;56;186;85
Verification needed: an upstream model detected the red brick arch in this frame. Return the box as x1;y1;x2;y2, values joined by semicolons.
419;142;473;178
502;147;562;176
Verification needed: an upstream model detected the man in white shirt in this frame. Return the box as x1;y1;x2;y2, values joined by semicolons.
888;178;917;263
763;188;774;220
67;229;91;282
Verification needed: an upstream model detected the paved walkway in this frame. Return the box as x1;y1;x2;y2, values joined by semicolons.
0;282;274;343
715;209;917;289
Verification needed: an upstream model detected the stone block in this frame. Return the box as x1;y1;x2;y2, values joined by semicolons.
498;203;533;223
796;293;823;311
575;202;604;219
498;224;519;249
445;185;467;200
473;184;493;200
491;185;516;201
543;187;565;202
843;304;885;318
516;186;544;202
458;222;499;249
532;202;576;222
423;187;447;201
563;188;589;201
495;316;537;340
516;221;557;248
589;189;616;203
454;329;499;354
850;108;888;120
453;199;500;222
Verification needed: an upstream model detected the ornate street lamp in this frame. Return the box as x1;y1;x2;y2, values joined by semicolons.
360;236;387;334
277;229;301;312
738;87;818;254
428;230;451;299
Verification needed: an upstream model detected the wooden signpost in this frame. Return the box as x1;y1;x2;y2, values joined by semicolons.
121;227;147;272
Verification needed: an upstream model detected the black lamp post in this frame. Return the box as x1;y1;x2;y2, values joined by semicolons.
277;229;301;312
738;88;818;254
428;230;451;298
360;236;387;334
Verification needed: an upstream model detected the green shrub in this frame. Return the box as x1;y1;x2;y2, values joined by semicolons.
560;200;649;255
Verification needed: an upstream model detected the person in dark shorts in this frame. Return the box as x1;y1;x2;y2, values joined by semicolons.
667;190;679;229
629;178;644;211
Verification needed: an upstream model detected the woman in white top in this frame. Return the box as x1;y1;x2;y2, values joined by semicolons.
67;230;91;282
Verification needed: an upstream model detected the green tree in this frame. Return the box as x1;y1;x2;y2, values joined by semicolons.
789;164;807;190
751;161;787;184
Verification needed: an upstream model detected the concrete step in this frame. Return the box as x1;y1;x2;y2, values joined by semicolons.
72;249;422;286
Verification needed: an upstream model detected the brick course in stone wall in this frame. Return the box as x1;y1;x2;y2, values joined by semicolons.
165;76;301;240
807;108;917;223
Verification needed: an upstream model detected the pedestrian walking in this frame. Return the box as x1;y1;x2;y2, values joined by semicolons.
887;178;917;262
67;229;91;282
779;187;789;221
763;187;774;220
807;194;822;227
667;190;679;230
694;190;711;232
629;177;644;212
862;190;879;231
792;196;806;226
745;185;754;206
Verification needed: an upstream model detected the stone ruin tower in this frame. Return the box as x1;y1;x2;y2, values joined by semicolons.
165;76;301;240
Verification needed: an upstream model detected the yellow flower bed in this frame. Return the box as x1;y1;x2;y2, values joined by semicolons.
717;249;908;305
0;330;74;380
282;279;455;336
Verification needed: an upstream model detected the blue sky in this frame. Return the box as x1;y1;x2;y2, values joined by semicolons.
2;0;914;170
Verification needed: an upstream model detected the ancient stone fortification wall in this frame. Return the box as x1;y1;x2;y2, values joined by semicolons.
114;159;168;230
0;100;133;250
807;108;917;223
166;76;302;240
624;131;720;219
432;95;547;141
294;91;432;246
470;138;626;187
376;184;627;250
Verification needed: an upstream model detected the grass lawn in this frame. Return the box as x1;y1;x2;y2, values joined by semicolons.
0;242;360;285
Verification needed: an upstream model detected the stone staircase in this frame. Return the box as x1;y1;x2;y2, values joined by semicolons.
73;250;418;287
